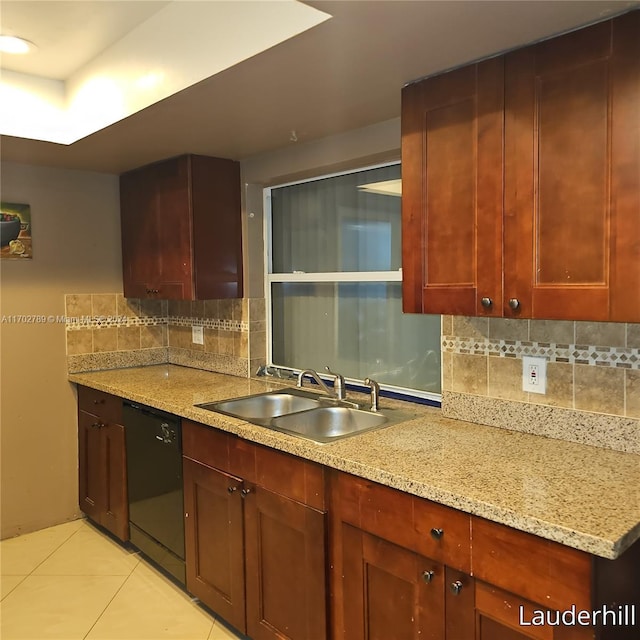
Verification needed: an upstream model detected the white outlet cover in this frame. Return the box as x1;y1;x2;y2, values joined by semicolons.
192;325;204;345
522;356;546;394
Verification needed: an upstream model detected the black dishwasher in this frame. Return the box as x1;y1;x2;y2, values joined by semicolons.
123;402;185;584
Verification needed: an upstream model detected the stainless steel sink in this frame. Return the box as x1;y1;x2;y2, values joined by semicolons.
199;391;321;421
197;388;414;444
270;406;388;443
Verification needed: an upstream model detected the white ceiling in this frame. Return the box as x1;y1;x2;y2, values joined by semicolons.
1;0;638;175
1;1;171;78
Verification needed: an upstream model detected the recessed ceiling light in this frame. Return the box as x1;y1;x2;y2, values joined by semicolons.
0;35;36;55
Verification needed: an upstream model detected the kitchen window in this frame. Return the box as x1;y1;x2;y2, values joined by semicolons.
264;162;441;401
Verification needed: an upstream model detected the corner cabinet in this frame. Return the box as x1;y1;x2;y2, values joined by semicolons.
77;386;128;541
182;420;328;640
401;11;640;321
120;154;243;301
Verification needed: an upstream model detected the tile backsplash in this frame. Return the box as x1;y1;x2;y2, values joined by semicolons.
65;294;267;377
441;316;640;453
66;298;639;453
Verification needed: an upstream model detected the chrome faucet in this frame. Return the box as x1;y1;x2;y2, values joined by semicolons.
325;366;346;400
363;377;380;411
297;367;346;401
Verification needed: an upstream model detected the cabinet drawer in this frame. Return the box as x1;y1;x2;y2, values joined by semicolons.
334;471;471;572
183;420;325;509
255;445;325;510
182;420;255;480
78;386;122;425
471;516;592;611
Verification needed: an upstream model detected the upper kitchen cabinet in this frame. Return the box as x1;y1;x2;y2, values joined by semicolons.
120;154;243;300
402;11;640;322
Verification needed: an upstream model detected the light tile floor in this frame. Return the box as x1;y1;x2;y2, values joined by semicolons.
0;519;245;640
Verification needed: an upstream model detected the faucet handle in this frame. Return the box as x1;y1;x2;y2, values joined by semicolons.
364;377;381;412
325;366;346;400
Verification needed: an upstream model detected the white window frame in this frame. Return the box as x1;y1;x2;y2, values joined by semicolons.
263;161;440;403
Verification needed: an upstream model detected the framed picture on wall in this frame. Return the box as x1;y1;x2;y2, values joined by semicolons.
1;202;32;259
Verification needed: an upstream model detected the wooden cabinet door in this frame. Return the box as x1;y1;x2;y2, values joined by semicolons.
120;155;243;301
78;412;128;541
402;57;504;317
101;422;128;541
341;523;444;640
504;13;640;321
474;581;595;640
244;486;327;640
183;458;246;633
152;156;193;299
120;164;162;299
78;409;105;524
191;155;243;299
120;157;191;300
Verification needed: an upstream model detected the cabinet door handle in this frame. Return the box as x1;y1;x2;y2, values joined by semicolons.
421;570;435;584
93;399;105;405
508;298;520;310
91;422;105;429
227;486;238;494
480;297;493;309
241;488;252;496
430;527;444;540
450;580;463;595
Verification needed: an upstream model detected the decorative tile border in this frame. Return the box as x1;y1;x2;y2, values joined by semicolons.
65;315;248;332
442;336;640;369
167;316;248;332
65;315;167;330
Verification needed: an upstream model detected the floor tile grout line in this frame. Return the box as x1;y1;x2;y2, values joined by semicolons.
0;574;29;602
1;518;88;578
81;557;141;640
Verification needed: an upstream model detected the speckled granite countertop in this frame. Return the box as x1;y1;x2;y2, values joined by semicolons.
68;364;640;560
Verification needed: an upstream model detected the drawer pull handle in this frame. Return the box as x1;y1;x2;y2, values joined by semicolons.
91;422;105;429
227;486;238;494
450;580;463;595
430;527;444;540
241;488;251;496
421;570;434;584
93;399;105;405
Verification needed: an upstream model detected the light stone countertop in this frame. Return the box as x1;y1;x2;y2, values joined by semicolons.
68;364;640;560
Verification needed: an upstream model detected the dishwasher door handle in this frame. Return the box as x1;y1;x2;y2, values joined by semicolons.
155;423;176;444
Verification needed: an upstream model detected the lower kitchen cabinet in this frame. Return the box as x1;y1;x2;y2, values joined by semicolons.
330;470;472;640
330;471;640;640
77;386;128;541
341;524;446;640
182;420;328;640
183;458;246;631
244;482;327;640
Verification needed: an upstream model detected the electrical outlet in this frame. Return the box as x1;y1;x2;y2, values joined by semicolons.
522;356;546;394
192;325;204;345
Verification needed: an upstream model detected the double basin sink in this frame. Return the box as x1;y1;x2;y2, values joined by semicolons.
197;387;413;444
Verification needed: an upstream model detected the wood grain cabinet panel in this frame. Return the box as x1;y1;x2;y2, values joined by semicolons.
402;57;504;317
77;386;128;541
402;11;640;321
341;524;445;640
183;421;328;640
504;13;640;321
471;516;592;612
120;154;243;301
245;485;327;640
